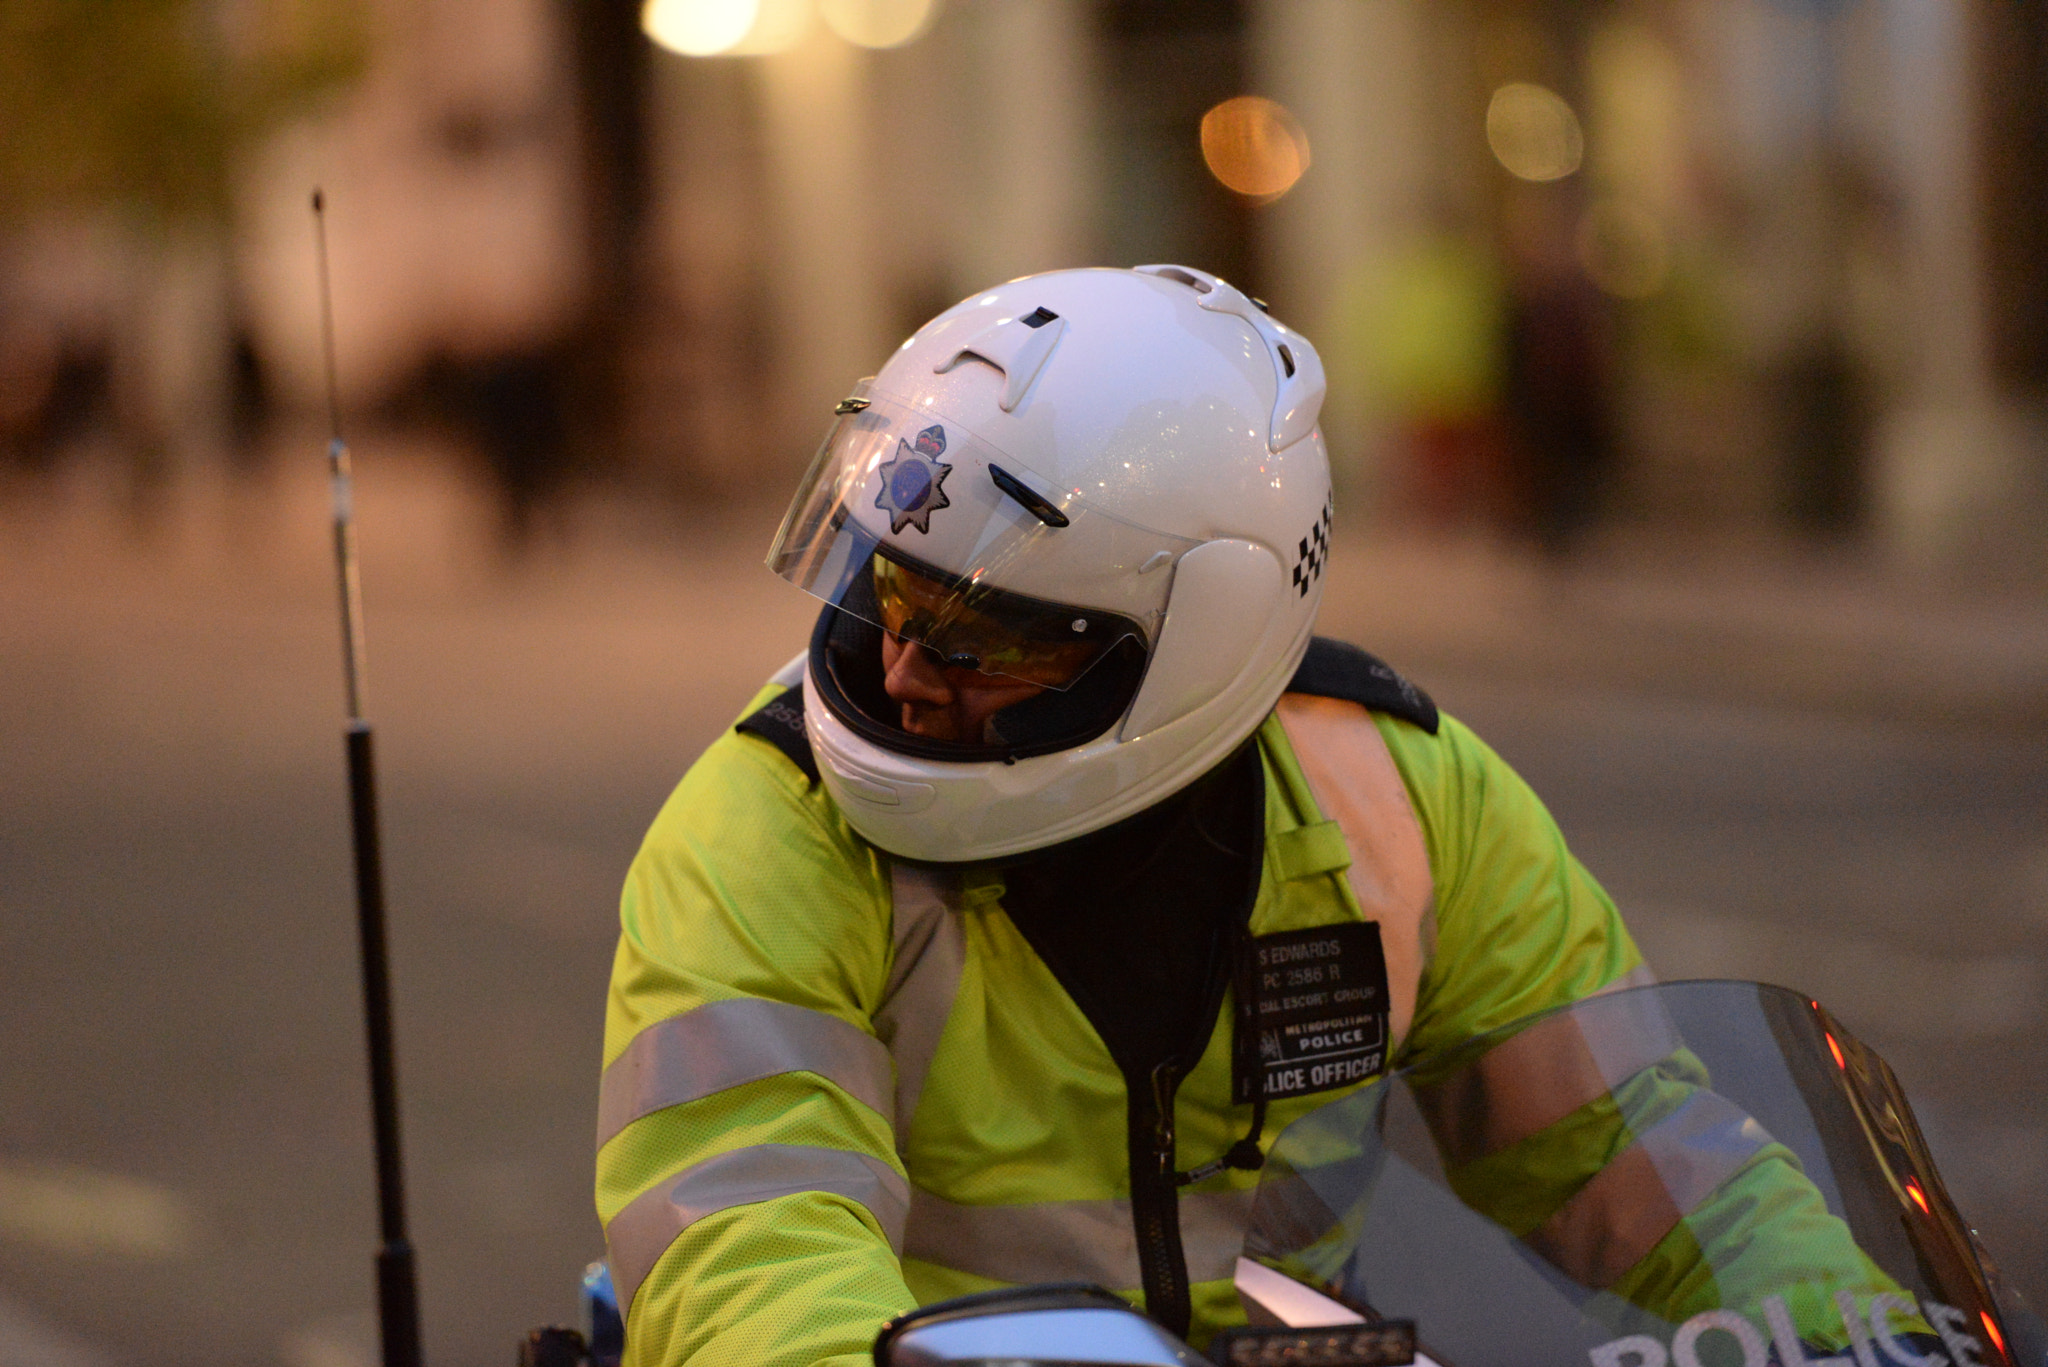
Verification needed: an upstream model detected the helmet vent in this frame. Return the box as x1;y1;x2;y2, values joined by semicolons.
935;310;1068;412
989;463;1071;528
1137;265;1214;294
1141;266;1328;453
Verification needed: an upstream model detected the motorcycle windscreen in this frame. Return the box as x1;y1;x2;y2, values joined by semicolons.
1239;981;2043;1367
767;388;1198;690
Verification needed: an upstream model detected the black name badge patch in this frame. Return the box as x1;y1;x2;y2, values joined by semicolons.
1235;923;1390;1103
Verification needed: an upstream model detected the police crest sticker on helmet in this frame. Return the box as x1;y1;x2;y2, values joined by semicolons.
874;424;953;534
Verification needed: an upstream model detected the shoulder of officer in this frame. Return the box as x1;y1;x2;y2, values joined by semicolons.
1285;636;1439;734
735;684;820;784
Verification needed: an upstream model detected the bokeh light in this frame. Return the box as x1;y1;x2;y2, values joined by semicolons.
728;0;814;54
1199;96;1311;201
819;0;937;50
1576;198;1669;298
1486;82;1583;182
642;0;759;56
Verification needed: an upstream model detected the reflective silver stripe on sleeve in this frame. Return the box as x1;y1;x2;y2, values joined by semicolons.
770;651;807;688
596;998;894;1149
605;1144;909;1320
1524;1088;1774;1289
1636;1088;1773;1213
1414;982;1684;1167
1593;962;1659;995
903;1186;1255;1290
874;863;967;1147
1576;981;1683;1090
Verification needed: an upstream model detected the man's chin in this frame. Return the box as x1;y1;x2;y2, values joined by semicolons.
898;707;963;742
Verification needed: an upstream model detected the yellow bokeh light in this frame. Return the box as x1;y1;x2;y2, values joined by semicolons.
1199;96;1311;201
819;0;937;49
1486;82;1583;182
642;0;759;55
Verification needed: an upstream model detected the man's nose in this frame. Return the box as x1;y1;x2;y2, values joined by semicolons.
883;637;955;706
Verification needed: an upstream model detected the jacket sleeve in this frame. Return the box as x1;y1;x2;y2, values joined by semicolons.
597;691;918;1367
1438;1047;1908;1341
1386;710;1645;1059
1383;712;1903;1335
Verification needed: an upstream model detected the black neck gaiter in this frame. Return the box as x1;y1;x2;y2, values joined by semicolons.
997;740;1266;1079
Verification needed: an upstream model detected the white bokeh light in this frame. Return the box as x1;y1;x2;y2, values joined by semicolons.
727;0;814;55
641;0;759;56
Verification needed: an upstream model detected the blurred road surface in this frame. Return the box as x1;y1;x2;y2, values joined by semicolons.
1;448;2042;1365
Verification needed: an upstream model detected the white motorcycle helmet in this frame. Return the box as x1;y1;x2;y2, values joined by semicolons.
767;264;1332;863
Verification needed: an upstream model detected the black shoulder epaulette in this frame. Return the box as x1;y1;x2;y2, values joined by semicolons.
734;685;819;783
1286;636;1439;734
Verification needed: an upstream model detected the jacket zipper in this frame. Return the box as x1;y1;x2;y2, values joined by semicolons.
993;738;1266;1341
1129;1060;1192;1338
1127;885;1263;1341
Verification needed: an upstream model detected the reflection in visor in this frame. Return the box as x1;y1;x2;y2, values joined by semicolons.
871;547;1136;691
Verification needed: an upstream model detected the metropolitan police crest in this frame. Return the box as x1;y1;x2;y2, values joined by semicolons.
875;424;953;534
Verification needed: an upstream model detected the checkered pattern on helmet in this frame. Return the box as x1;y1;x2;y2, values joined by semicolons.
1290;497;1333;597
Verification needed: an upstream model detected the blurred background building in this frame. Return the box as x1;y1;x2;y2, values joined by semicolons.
2;3;2045;1365
3;0;2045;570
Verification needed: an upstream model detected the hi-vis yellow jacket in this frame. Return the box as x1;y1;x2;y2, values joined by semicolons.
595;646;1864;1367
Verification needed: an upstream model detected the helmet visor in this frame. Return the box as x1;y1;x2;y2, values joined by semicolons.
768;389;1198;691
870;547;1124;689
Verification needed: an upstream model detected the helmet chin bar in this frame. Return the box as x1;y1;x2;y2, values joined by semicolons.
804;613;1313;864
1119;538;1286;739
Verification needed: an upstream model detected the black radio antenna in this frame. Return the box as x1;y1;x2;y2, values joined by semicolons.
313;187;424;1367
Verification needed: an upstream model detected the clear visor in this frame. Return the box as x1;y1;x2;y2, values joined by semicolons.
767;388;1198;691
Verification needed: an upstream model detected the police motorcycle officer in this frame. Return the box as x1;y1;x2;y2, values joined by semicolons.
592;266;1869;1367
